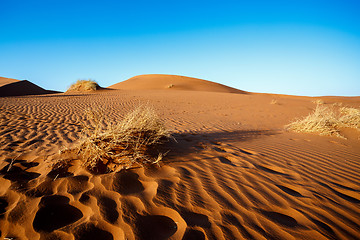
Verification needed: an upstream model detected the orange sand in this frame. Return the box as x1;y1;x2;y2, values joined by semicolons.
0;77;58;97
110;74;247;94
0;75;359;240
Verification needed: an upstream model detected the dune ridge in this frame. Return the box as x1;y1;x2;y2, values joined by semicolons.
0;81;360;239
0;77;58;97
0;77;20;88
109;74;247;94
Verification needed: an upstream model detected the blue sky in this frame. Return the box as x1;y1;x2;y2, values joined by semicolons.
1;0;359;96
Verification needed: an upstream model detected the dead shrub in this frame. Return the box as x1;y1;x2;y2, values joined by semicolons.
270;99;278;105
67;79;100;92
339;107;360;129
311;99;324;105
286;104;360;138
58;106;170;173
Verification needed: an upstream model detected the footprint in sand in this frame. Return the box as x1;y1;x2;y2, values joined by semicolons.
33;195;83;232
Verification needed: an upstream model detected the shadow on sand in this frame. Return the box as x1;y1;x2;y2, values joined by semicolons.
0;80;60;97
160;129;279;163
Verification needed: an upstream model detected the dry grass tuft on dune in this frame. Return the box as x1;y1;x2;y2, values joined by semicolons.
286;103;360;137
56;106;170;173
67;79;100;92
312;99;324;105
286;104;341;137
270;99;278;105
340;107;360;129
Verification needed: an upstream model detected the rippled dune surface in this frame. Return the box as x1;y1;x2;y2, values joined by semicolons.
1;88;360;240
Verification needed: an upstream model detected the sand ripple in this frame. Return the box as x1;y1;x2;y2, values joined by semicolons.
1;90;360;239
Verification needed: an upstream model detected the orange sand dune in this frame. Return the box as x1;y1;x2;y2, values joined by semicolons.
109;74;247;94
0;77;20;87
0;78;360;240
0;77;59;97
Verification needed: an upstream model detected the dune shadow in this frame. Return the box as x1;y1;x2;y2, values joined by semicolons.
258;209;299;227
161;130;278;162
31;88;116;99
0;197;8;219
0;80;60;97
33;195;83;232
135;214;178;240
317;182;360;203
0;160;41;183
76;223;114;240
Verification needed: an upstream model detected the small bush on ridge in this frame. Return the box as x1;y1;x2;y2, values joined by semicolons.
67;79;100;92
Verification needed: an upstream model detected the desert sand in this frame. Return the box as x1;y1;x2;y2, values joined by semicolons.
0;77;58;97
0;74;359;240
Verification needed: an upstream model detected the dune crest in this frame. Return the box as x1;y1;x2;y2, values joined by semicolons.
0;77;20;88
0;77;58;97
109;74;247;94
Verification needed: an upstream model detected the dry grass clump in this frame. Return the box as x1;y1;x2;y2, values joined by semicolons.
60;106;170;173
312;99;324;105
339;107;360;129
286;104;341;137
270;99;278;105
286;104;360;138
67;79;100;92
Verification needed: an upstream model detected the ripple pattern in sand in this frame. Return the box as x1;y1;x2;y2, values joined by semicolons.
1;91;360;239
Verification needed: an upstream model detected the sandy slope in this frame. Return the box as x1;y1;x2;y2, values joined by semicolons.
109;74;247;94
0;77;360;240
0;77;58;97
0;77;20;88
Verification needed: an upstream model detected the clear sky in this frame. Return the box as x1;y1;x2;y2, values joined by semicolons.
1;0;359;96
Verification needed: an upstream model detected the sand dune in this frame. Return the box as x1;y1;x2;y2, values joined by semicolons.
109;74;247;94
0;77;20;88
0;77;58;97
0;77;360;240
